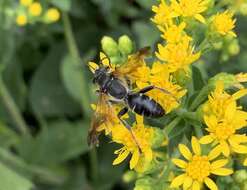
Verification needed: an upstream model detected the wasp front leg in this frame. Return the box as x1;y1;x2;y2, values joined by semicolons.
117;107;142;153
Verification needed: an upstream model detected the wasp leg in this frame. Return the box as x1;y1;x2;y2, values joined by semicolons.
117;107;142;153
138;85;179;102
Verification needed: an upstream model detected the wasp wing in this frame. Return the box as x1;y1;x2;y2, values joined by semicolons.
88;93;115;146
113;47;150;81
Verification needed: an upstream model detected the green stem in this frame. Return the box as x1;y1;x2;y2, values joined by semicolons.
164;117;182;136
193;125;203;138
62;12;91;117
89;148;98;185
0;76;29;136
175;108;199;121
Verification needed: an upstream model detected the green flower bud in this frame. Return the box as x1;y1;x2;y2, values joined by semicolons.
101;36;119;57
212;41;223;50
233;170;247;184
240;3;247;15
134;177;154;190
173;67;192;87
228;40;240;56
208;72;238;89
122;171;137;183
118;35;133;55
151;127;167;148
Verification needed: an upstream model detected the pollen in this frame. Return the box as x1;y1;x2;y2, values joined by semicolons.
186;155;211;182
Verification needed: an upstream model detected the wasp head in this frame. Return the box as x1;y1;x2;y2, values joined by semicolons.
93;66;110;84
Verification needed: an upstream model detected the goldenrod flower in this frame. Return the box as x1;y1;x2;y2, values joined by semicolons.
112;116;154;169
45;8;60;22
212;11;236;37
171;136;233;190
20;0;32;6
170;0;209;23
29;2;42;17
151;0;178;27
235;72;247;83
159;22;191;44
201;82;247;157
156;36;201;74
16;14;28;26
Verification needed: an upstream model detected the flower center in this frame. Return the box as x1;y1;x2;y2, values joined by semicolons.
186;155;211;182
214;123;235;140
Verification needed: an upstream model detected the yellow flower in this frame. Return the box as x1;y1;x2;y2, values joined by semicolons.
151;0;178;27
158;22;192;44
29;2;42;17
244;157;247;166
156;36;201;74
212;11;236;37
201;82;247;157
45;8;60;22
16;14;28;26
171;136;233;190
235;72;247;83
20;0;32;6
112;116;154;169
170;0;209;23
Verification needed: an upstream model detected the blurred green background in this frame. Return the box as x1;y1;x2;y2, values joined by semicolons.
0;0;247;190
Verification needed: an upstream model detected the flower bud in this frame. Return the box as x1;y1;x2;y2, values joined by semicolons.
208;72;238;89
228;40;240;56
122;171;137;183
173;67;192;87
212;41;223;50
118;35;133;55
101;36;119;57
240;3;247;15
233;170;247;184
134;177;154;190
151;128;167;148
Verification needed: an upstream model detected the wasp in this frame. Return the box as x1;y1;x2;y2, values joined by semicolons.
88;48;177;147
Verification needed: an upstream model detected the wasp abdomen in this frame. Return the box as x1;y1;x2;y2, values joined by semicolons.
127;93;165;118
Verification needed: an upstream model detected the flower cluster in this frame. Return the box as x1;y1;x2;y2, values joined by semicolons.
16;0;60;26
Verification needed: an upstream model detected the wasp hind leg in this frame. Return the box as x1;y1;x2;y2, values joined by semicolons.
138;85;179;102
117;107;142;153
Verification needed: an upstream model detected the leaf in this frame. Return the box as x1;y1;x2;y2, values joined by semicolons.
0;122;19;148
192;65;206;91
0;161;34;190
132;21;160;48
29;44;80;117
136;0;157;9
17;120;90;166
51;0;71;11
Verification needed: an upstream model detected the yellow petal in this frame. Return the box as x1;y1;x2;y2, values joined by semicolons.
211;168;233;176
211;159;228;170
225;101;236;120
231;144;247;154
179;144;192;160
144;148;153;162
208;145;222;160
244;158;247;166
228;31;237;37
88;61;99;73
183;176;193;189
192;181;200;190
191;136;201;155
113;150;129;165
232;89;247;100
170;174;186;188
204;177;218;190
130;150;140;169
194;14;206;24
172;158;187;168
220;141;230;157
100;52;110;67
200;135;214;144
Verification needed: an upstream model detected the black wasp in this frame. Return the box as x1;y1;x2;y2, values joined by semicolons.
88;48;177;146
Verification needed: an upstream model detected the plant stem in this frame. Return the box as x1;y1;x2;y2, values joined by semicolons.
164;117;182;136
89;148;98;185
0;76;29;136
62;12;91;117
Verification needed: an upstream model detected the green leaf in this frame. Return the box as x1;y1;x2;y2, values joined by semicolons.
192;65;206;91
51;0;71;11
29;44;80;117
0;161;34;190
0;123;19;148
17;120;90;166
132;21;160;48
